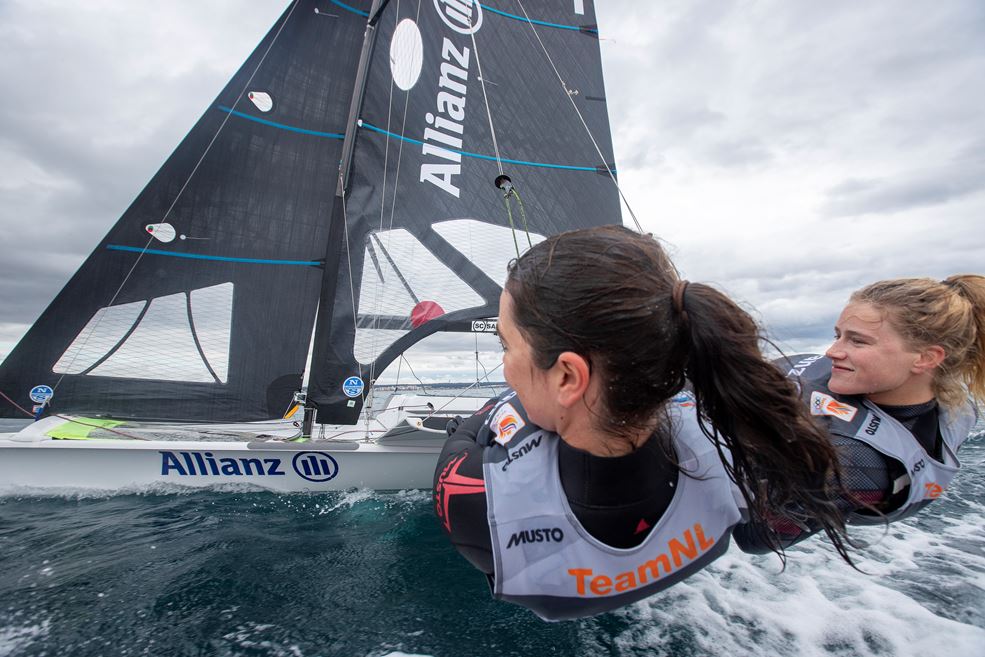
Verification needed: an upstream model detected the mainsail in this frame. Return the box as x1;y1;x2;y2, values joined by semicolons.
0;0;620;425
308;0;620;423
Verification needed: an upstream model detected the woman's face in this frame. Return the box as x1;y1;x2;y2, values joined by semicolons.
825;302;923;399
497;289;558;431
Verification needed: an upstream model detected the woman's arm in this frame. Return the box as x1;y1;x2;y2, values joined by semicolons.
433;400;496;574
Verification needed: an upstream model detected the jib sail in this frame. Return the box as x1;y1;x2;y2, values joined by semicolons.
0;0;369;421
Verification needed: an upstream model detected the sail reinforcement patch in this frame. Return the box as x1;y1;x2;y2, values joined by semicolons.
247;91;273;112
390;19;424;91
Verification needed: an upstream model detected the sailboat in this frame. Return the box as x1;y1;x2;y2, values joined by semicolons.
0;0;621;492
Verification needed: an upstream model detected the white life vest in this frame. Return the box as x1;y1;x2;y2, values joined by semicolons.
786;354;977;524
481;392;742;621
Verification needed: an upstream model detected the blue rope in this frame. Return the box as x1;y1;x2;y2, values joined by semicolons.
329;0;369;17
107;245;321;267
360;121;610;173
217;106;344;140
479;3;597;34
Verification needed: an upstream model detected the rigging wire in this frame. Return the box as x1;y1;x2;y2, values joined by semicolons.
470;19;534;253
400;355;429;395
385;0;423;236
425;361;504;419
473;334;501;397
366;0;403;393
513;0;643;233
469;27;505;175
368;0;423;408
49;0;307;392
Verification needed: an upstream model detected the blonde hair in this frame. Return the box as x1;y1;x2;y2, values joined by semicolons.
851;275;985;408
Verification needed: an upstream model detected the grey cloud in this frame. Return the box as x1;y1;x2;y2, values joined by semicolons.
604;0;985;176
822;164;985;217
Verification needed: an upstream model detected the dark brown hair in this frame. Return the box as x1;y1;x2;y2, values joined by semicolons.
505;225;851;562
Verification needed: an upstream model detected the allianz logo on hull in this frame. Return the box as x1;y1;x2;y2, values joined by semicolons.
160;451;340;482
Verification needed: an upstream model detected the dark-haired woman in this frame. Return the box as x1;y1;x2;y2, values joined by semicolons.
737;276;984;552
433;225;850;621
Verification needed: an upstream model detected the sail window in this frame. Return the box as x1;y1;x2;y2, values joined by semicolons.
52;283;233;383
52;301;147;375
189;283;233;382
389;19;424;91
432;219;546;287
355;228;483;364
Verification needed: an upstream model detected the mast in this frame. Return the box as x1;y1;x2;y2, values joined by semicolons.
306;0;389;429
338;0;391;194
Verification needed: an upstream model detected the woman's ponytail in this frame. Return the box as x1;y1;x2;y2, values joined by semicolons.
679;282;852;563
942;275;985;406
507;225;853;563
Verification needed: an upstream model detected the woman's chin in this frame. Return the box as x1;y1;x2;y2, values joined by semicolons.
827;374;856;396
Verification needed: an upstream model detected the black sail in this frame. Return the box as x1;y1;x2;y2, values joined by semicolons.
308;0;621;423
0;0;370;421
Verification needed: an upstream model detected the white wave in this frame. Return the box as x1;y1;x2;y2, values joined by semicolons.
617;511;985;657
220;621;304;657
0;480;277;499
0;620;50;657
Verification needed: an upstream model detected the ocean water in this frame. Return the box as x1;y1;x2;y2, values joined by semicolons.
0;432;982;657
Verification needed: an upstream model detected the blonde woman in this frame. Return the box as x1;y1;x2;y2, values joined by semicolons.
738;276;984;551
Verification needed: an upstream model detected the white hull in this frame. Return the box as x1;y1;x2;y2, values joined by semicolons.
0;394;485;493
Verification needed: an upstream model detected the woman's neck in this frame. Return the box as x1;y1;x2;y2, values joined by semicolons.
556;409;656;457
865;375;936;406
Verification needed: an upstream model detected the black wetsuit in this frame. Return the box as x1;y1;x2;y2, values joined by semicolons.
433;399;678;574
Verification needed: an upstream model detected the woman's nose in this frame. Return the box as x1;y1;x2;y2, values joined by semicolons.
825;340;845;360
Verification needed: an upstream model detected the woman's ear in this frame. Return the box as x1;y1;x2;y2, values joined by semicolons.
913;345;946;374
554;352;591;408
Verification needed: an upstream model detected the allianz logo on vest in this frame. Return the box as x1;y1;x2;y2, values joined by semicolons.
506;528;564;549
159;451;339;482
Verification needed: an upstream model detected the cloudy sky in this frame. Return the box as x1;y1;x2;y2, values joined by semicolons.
1;0;983;384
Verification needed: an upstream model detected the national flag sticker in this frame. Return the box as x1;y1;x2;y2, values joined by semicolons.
490;402;525;446
809;391;858;422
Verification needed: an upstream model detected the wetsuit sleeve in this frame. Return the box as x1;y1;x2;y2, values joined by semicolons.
433;399;497;574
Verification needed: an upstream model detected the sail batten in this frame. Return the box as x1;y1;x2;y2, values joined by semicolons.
216;106;346;139
359;121;612;171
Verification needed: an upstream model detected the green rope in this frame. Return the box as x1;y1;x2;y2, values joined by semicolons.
503;194;521;257
510;189;533;249
502;186;533;257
